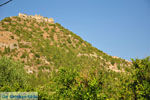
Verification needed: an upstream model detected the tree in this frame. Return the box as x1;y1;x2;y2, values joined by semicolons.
130;57;150;100
0;57;30;91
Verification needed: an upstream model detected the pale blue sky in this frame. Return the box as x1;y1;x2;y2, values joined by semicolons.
0;0;150;60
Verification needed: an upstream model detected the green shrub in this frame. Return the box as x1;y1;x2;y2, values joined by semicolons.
2;17;12;22
67;38;72;44
4;47;10;54
117;65;121;70
0;57;30;91
51;28;55;32
10;35;14;39
21;52;27;58
19;43;30;48
35;53;40;58
38;65;50;70
130;57;150;99
44;27;49;32
13;43;17;47
36;59;41;64
111;59;115;65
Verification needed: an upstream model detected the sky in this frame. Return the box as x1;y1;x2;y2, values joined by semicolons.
0;0;150;60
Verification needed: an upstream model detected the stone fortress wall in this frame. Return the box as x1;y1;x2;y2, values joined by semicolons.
18;13;54;23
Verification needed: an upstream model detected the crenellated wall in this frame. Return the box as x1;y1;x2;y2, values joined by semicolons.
18;13;54;23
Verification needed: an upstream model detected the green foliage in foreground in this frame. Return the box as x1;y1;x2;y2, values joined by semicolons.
130;57;150;99
0;56;150;99
53;68;103;99
0;57;32;92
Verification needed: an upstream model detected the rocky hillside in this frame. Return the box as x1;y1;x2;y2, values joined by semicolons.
0;14;131;74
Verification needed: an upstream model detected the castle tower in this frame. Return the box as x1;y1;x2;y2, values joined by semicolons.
18;13;27;18
48;18;54;23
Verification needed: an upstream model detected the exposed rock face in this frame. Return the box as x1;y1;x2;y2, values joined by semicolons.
0;31;18;51
18;13;54;23
77;52;98;58
0;43;18;49
112;56;119;59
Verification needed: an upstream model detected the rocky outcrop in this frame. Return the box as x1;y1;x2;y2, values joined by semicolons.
0;31;18;50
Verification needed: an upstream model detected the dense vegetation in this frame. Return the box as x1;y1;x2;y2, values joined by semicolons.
0;56;149;99
0;57;30;91
0;15;149;99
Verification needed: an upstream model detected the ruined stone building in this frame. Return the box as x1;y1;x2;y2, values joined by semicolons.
18;13;54;23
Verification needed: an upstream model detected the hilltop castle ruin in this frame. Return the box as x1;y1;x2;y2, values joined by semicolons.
18;13;54;23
